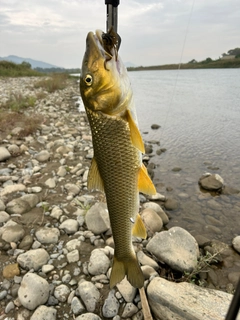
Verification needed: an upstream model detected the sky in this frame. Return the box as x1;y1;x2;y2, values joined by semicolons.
1;0;240;68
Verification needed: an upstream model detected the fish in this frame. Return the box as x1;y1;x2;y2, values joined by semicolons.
80;29;156;289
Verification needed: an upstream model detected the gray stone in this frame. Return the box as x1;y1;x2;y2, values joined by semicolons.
199;173;224;191
116;277;137;303
5;197;31;215
65;238;81;251
147;277;240;320
1;224;25;242
18;273;49;310
67;249;80;263
75;313;102;320
102;289;120;318
0;199;5;211
78;280;100;312
45;177;56;188
164;197;179;210
64;183;80;195
35;150;50;162
0;184;26;197
19;235;34;250
30;306;57;320
35;227;60;244
0;211;10;223
137;251;159;270
0;147;11;162
146;227;199;273
54;284;70;302
142;202;169;225
17;248;49;271
71;296;85;315
59;219;79;234
232;235;240;254
85;202;110;234
122;302;138;318
141;208;163;236
88;249;110;276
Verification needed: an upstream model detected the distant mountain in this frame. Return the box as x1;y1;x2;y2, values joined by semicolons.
0;55;61;69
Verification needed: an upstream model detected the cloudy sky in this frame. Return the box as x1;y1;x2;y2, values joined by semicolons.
1;0;240;68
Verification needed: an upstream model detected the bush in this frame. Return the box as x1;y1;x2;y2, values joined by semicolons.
0;60;42;77
34;73;68;92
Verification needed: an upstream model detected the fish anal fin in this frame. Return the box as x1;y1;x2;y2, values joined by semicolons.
126;109;145;153
110;254;144;289
87;157;104;193
132;213;147;239
138;164;156;195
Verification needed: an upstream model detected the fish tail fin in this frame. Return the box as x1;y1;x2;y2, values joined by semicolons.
110;254;144;289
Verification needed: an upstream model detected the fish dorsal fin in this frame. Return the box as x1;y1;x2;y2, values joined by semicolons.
138;164;156;195
126;109;145;153
132;213;147;239
87;157;105;193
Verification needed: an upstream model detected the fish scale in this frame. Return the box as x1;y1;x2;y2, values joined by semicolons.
86;108;141;259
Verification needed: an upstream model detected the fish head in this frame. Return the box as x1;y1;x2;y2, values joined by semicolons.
80;29;132;116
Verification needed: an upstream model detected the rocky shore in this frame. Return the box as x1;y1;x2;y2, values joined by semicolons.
0;77;240;320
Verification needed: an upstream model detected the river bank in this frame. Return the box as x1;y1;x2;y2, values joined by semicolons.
0;77;239;320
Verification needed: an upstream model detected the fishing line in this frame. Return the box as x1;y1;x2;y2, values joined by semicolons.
159;0;195;142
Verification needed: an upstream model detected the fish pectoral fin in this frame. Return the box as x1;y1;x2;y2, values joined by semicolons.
126;109;145;153
138;164;156;195
132;213;147;239
110;254;144;289
87;157;105;192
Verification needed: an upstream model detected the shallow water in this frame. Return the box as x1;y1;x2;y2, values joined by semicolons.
129;69;240;244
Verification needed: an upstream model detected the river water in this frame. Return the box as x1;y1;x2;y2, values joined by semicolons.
128;69;240;244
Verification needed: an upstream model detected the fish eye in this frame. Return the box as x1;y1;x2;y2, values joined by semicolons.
84;74;93;86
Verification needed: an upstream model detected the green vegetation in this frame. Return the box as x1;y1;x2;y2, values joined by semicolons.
0;60;43;77
128;57;240;71
35;66;81;74
34;73;68;92
1;93;36;112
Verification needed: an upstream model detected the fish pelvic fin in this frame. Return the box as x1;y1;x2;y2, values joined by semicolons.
87;157;105;193
126;109;145;153
110;254;144;289
132;213;147;239
138;164;156;195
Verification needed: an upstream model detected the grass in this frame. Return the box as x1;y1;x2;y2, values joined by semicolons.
0;60;43;77
1;93;36;112
34;73;68;92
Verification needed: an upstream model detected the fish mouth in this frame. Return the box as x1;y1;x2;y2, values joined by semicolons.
87;29;120;62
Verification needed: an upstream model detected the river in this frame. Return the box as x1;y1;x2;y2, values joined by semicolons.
129;68;240;244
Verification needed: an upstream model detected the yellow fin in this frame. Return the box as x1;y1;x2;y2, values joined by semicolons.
87;157;104;192
138;164;156;195
132;213;147;239
126;109;145;153
110;254;144;289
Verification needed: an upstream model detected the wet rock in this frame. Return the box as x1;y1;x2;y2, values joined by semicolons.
102;289;119;318
164;197;179;210
148;277;239;320
199;173;224;191
85;202;110;234
88;249;111;276
151;124;160;130
35;227;60;244
221;185;240;195
30;305;57;320
232;235;240;254
146;227;199;273
18;273;49;310
17;248;49;271
78;280;100;312
0;146;11;162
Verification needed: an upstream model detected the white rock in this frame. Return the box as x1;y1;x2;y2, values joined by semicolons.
102;289;119;318
75;313;102;320
42;265;54;273
0;211;10;223
45;178;56;188
78;280;100;312
148;277;240;320
122;302;138;318
18;273;49;310
146;227;199;273
35;227;60;244
0;147;11;162
141;208;163;236
142;202;169;225
85;202;110;234
71;296;85;315
116;277;137;303
232;235;240;254
50;206;63;219
54;284;70;302
17;248;49;271
137;251;159;270
65;239;81;251
59;219;79;234
2;224;25;242
88;249;110;276
67;249;80;263
0;184;26;197
35;150;50;162
30;306;57;320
